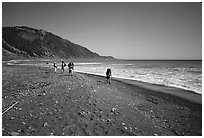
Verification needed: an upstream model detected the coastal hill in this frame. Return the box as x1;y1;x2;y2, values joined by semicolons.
2;26;114;60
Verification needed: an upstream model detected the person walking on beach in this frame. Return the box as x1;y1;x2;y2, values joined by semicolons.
68;62;74;76
53;62;57;73
61;61;66;74
106;68;112;84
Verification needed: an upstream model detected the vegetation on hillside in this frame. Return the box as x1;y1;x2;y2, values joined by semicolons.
2;26;114;60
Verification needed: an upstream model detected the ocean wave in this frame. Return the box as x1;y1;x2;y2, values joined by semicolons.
112;64;134;66
75;63;102;65
5;60;201;94
74;66;202;94
75;69;202;94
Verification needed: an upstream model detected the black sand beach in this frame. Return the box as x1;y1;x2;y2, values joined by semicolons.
2;62;202;136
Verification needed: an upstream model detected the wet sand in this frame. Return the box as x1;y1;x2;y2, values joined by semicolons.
2;63;202;136
113;77;202;104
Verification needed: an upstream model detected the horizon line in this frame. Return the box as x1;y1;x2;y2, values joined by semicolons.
117;58;202;61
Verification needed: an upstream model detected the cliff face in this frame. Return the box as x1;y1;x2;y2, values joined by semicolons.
2;26;113;60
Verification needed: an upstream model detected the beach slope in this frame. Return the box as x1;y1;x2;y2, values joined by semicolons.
2;64;202;136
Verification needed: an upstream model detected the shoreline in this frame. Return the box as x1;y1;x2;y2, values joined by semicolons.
4;59;202;95
2;63;202;135
74;70;202;104
4;59;202;96
67;70;202;96
113;77;202;104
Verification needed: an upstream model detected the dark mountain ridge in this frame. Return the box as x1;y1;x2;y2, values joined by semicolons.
2;26;114;60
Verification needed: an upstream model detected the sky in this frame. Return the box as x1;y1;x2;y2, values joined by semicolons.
2;2;202;60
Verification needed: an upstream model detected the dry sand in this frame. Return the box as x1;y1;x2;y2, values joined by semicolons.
2;63;202;136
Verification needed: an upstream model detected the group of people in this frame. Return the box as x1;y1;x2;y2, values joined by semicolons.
53;61;112;84
53;61;74;76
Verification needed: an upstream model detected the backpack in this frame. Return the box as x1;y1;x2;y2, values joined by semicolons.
106;69;111;76
68;62;74;69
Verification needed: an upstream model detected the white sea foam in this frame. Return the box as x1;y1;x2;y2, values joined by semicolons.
74;62;202;94
75;63;102;65
112;64;134;66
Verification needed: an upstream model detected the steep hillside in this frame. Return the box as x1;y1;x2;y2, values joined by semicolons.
2;26;113;60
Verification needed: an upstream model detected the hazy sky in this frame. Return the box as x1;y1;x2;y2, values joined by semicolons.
2;2;202;60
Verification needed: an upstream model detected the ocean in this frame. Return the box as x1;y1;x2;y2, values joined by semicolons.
6;59;202;94
73;60;202;94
